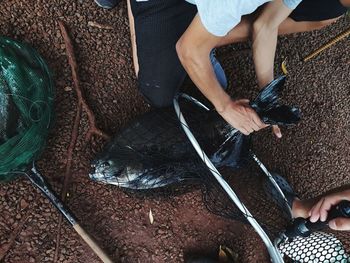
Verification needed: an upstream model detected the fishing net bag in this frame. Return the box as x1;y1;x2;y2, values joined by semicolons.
0;37;54;181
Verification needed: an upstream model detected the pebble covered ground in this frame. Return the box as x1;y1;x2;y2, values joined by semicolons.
0;1;349;262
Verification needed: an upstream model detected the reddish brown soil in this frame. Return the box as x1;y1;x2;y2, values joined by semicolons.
0;1;349;262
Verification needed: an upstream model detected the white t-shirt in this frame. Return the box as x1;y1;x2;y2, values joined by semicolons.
186;0;302;37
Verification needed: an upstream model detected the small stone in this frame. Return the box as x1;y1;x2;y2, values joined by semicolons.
321;122;327;128
157;229;165;235
118;8;123;16
20;199;29;209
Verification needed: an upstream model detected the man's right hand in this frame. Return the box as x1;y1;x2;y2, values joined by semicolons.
217;99;268;135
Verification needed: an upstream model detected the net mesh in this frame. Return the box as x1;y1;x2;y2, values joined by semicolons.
0;37;54;181
89;92;292;235
90;98;248;190
90;86;350;261
279;231;349;262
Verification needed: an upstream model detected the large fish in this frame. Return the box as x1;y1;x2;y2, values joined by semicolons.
90;76;300;190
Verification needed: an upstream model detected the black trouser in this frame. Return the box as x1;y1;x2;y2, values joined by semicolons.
130;0;347;107
290;0;347;22
130;0;197;108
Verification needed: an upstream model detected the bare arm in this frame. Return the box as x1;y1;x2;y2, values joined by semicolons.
176;15;266;135
252;0;293;87
252;0;294;137
176;15;230;113
340;0;350;7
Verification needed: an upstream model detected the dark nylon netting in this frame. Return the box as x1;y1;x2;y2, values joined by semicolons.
90;76;350;262
210;164;350;262
90;77;296;229
90;98;248;189
90;97;273;227
202;162;287;232
90;76;296;190
0;37;54;181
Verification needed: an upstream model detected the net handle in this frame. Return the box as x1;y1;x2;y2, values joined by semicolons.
173;94;284;263
28;165;113;263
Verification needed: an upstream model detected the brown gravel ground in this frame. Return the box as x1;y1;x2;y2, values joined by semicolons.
0;1;349;262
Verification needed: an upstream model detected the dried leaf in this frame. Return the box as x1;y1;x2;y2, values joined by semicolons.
218;245;238;263
218;245;227;261
281;59;288;75
149;209;154;224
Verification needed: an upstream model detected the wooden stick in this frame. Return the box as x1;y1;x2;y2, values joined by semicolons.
54;104;81;262
55;20;112;263
58;20;110;141
303;27;350;62
27;167;114;263
73;224;113;263
0;209;30;261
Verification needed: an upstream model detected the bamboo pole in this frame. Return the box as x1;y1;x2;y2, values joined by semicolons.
303;27;350;62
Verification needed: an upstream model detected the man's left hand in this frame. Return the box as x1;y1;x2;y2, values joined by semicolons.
272;125;282;138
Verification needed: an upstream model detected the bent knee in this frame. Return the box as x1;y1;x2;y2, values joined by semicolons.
144;95;174;108
309;19;336;31
138;81;176;108
307;17;341;31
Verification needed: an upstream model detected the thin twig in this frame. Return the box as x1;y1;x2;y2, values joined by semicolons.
53;216;62;262
303;27;350;62
88;21;114;30
58;20;110;141
54;20;110;262
53;104;82;263
0;209;31;261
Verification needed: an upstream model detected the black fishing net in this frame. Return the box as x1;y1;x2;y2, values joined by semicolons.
0;37;54;181
202;161;350;262
90;96;248;190
201;162;285;230
90;75;350;262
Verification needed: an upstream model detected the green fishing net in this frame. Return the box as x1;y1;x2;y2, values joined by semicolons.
0;37;54;181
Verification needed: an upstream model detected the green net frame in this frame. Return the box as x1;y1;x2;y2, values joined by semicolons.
0;37;54;181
